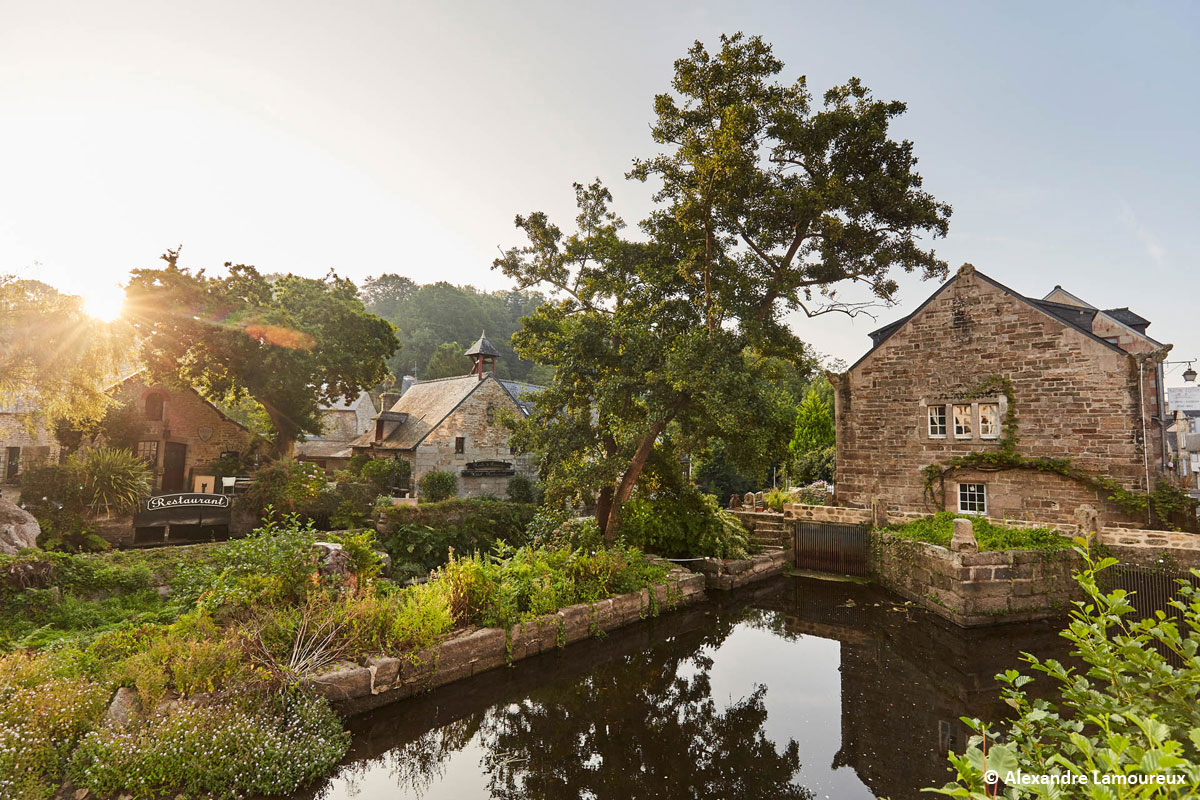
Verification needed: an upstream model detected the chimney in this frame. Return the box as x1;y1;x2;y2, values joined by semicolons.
380;391;401;411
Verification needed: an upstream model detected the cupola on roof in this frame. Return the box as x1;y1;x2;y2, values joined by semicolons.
464;332;500;358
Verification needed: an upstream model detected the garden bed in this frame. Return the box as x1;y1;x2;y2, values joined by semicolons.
312;565;707;715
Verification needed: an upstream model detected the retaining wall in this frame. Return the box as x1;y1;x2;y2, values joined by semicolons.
692;550;791;590
312;568;707;715
871;532;1080;627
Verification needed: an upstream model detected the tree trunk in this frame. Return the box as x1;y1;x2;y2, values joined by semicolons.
260;401;298;458
602;420;669;543
595;485;614;540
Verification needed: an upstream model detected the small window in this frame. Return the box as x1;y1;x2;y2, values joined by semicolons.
454;436;465;455
137;440;159;467
958;483;987;515
953;404;972;438
928;406;947;438
979;403;1000;438
145;393;165;421
485;404;496;425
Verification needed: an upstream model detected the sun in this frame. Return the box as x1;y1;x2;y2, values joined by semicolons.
81;283;126;322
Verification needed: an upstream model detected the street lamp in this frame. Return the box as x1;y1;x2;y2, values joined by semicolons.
1164;360;1197;383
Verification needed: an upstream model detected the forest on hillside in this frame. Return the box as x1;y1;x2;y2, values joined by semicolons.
359;274;552;384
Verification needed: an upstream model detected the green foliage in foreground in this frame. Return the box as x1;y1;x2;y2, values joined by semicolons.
418;469;458;503
67;692;349;800
883;512;1072;552
0;515;673;800
929;545;1200;798
619;488;750;560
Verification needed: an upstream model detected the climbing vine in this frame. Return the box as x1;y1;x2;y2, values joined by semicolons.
920;373;1196;529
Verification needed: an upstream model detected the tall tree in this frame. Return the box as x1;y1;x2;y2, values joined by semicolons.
0;276;129;426
125;250;397;454
497;34;951;539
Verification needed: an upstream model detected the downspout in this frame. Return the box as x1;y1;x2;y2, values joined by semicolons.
1139;361;1152;526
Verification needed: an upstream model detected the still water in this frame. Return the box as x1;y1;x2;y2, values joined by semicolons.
296;576;1070;800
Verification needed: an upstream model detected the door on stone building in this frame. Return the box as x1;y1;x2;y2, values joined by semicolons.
161;442;187;492
4;447;19;482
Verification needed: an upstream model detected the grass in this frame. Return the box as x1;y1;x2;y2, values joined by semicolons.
882;512;1073;552
0;516;675;799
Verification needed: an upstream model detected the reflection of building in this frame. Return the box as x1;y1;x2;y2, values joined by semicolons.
295;391;377;470
0;395;59;487
350;334;539;498
835;265;1172;526
758;579;1068;799
107;374;256;493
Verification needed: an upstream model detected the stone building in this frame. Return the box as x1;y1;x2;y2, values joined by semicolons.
295;391;378;470
834;264;1172;527
351;334;539;498
106;373;258;493
0;395;59;487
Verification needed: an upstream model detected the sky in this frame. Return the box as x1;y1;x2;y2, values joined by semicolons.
2;1;1197;386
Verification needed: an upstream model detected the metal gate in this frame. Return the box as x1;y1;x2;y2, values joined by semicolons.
793;521;871;576
1101;565;1200;666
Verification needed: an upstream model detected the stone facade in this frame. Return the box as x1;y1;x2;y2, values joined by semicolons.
871;531;1081;627
352;373;539;500
835;265;1169;527
109;375;257;493
0;401;59;487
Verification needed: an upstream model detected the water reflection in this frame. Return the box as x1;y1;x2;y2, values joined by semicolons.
296;576;1069;800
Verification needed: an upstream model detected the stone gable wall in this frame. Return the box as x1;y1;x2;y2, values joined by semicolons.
0;414;59;484
115;378;255;492
413;378;537;498
835;267;1162;527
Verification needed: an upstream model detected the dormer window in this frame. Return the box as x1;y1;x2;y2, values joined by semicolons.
145;392;165;421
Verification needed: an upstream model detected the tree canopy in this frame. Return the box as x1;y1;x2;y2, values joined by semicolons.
359;277;550;383
0;276;129;427
496;33;951;539
125;250;397;454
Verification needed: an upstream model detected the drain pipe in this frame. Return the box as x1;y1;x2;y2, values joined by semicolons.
1139;360;1152;526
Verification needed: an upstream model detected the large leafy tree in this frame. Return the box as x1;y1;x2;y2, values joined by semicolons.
497;33;951;539
0;277;129;426
125;250;398;454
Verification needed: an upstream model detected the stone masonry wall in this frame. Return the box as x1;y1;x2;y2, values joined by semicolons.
871;532;1081;627
835;265;1161;527
115;377;255;492
412;378;536;499
0;413;59;485
312;568;707;715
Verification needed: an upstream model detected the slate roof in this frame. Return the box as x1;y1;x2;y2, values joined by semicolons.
352;375;486;451
498;380;543;415
1103;307;1151;333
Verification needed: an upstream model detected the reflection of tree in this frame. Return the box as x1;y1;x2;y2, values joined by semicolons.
475;640;812;800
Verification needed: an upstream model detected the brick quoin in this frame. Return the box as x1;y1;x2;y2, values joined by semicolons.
833;265;1169;527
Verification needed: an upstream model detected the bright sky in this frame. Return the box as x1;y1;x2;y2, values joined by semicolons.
2;1;1196;384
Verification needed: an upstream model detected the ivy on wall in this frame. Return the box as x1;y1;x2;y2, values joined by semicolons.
920;373;1196;529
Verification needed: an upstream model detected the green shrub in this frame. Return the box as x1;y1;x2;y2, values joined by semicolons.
68;692;349;800
929;546;1200;798
440;544;669;629
359;458;410;496
418;470;458;502
619;488;749;559
883;512;1071;552
68;447;152;517
376;499;536;577
236;459;325;524
505;474;539;504
765;488;790;512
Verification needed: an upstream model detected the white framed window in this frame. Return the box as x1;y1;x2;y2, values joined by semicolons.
953;404;973;438
958;483;987;515
928;405;947;438
979;403;1000;438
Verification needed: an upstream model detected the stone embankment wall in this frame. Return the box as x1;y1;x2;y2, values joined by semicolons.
314;568;708;715
871;532;1080;627
693;550;790;590
310;550;793;715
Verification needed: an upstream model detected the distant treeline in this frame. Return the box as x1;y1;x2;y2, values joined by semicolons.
359;275;551;384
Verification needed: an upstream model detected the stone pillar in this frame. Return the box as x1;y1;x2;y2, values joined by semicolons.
728;494;742;510
950;518;978;553
870;496;888;529
1074;504;1100;541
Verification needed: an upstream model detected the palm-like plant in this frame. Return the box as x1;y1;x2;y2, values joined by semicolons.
67;447;152;517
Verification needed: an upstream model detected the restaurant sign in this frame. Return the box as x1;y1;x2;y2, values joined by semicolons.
135;493;232;527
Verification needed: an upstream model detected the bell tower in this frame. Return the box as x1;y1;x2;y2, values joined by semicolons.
464;331;499;380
